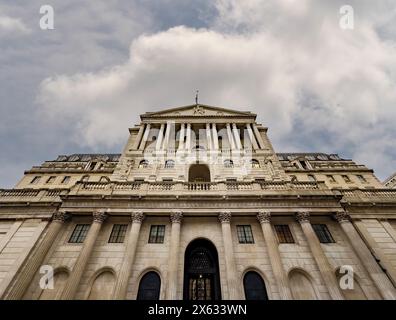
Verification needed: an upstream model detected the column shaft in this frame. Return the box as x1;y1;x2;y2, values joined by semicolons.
3;212;70;300
186;124;192;151
61;211;107;300
162;122;172;151
206;123;212;151
218;212;240;299
246;124;259;150
212;123;219;151
178;123;185;151
226;123;236;151
296;212;344;300
139;123;151;151
156;124;165;151
232;124;242;150
252;124;265;149
112;212;144;299
257;212;292;299
335;213;396;299
165;212;183;300
132;124;145;150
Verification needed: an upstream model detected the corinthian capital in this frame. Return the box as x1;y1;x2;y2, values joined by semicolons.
218;211;232;223
53;210;71;223
132;211;145;223
93;209;108;223
170;211;183;224
257;211;271;224
334;211;350;223
295;211;310;223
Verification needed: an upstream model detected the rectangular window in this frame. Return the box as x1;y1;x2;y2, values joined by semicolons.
30;176;41;184
148;225;165;243
46;176;56;184
237;225;254;244
312;224;335;243
357;175;367;183
61;176;71;184
274;225;295;243
342;175;351;183
69;224;90;243
326;175;336;183
108;224;128;243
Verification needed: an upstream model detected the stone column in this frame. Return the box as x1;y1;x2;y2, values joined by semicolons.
335;212;396;300
212;123;219;151
246;124;259;150
252;124;265;149
132;124;145;150
295;212;344;300
61;210;108;300
232;123;242;150
206;123;212;151
156;124;165;151
3;211;70;300
162;121;172;151
257;211;292;300
178;123;185;151
186;123;192;151
218;211;240;299
112;211;145;300
139;123;151;151
226;123;236;151
166;211;183;300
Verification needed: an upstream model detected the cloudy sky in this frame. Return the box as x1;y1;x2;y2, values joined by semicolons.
1;0;396;187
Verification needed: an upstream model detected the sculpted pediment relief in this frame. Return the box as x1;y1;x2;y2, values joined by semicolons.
142;104;255;118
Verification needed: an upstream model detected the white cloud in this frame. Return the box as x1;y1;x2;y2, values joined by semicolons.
37;0;396;178
0;15;30;35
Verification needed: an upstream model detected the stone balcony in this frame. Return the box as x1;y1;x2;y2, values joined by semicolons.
2;183;395;203
336;188;396;203
66;180;332;198
0;188;69;203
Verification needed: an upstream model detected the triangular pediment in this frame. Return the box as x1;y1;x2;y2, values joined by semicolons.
141;104;256;119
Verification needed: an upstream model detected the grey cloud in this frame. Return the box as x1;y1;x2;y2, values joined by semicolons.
1;0;396;188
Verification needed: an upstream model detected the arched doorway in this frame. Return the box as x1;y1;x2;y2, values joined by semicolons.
188;164;210;182
183;239;221;300
243;271;268;300
137;271;161;300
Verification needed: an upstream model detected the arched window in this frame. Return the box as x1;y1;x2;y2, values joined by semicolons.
224;159;234;168
99;176;110;182
250;159;260;168
165;160;175;169
289;270;317;300
87;271;115;300
137;272;161;300
243;271;268;300
139;160;149;169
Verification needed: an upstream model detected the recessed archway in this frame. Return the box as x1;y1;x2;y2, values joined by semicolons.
188;164;211;182
183;238;221;300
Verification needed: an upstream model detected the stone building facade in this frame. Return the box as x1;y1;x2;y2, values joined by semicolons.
0;104;395;300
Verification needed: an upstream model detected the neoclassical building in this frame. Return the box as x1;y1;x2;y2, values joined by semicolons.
0;104;396;300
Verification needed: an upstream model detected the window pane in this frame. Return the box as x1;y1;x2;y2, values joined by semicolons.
312;224;335;243
109;224;128;243
149;225;165;243
69;224;90;243
274;225;295;243
237;225;254;244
